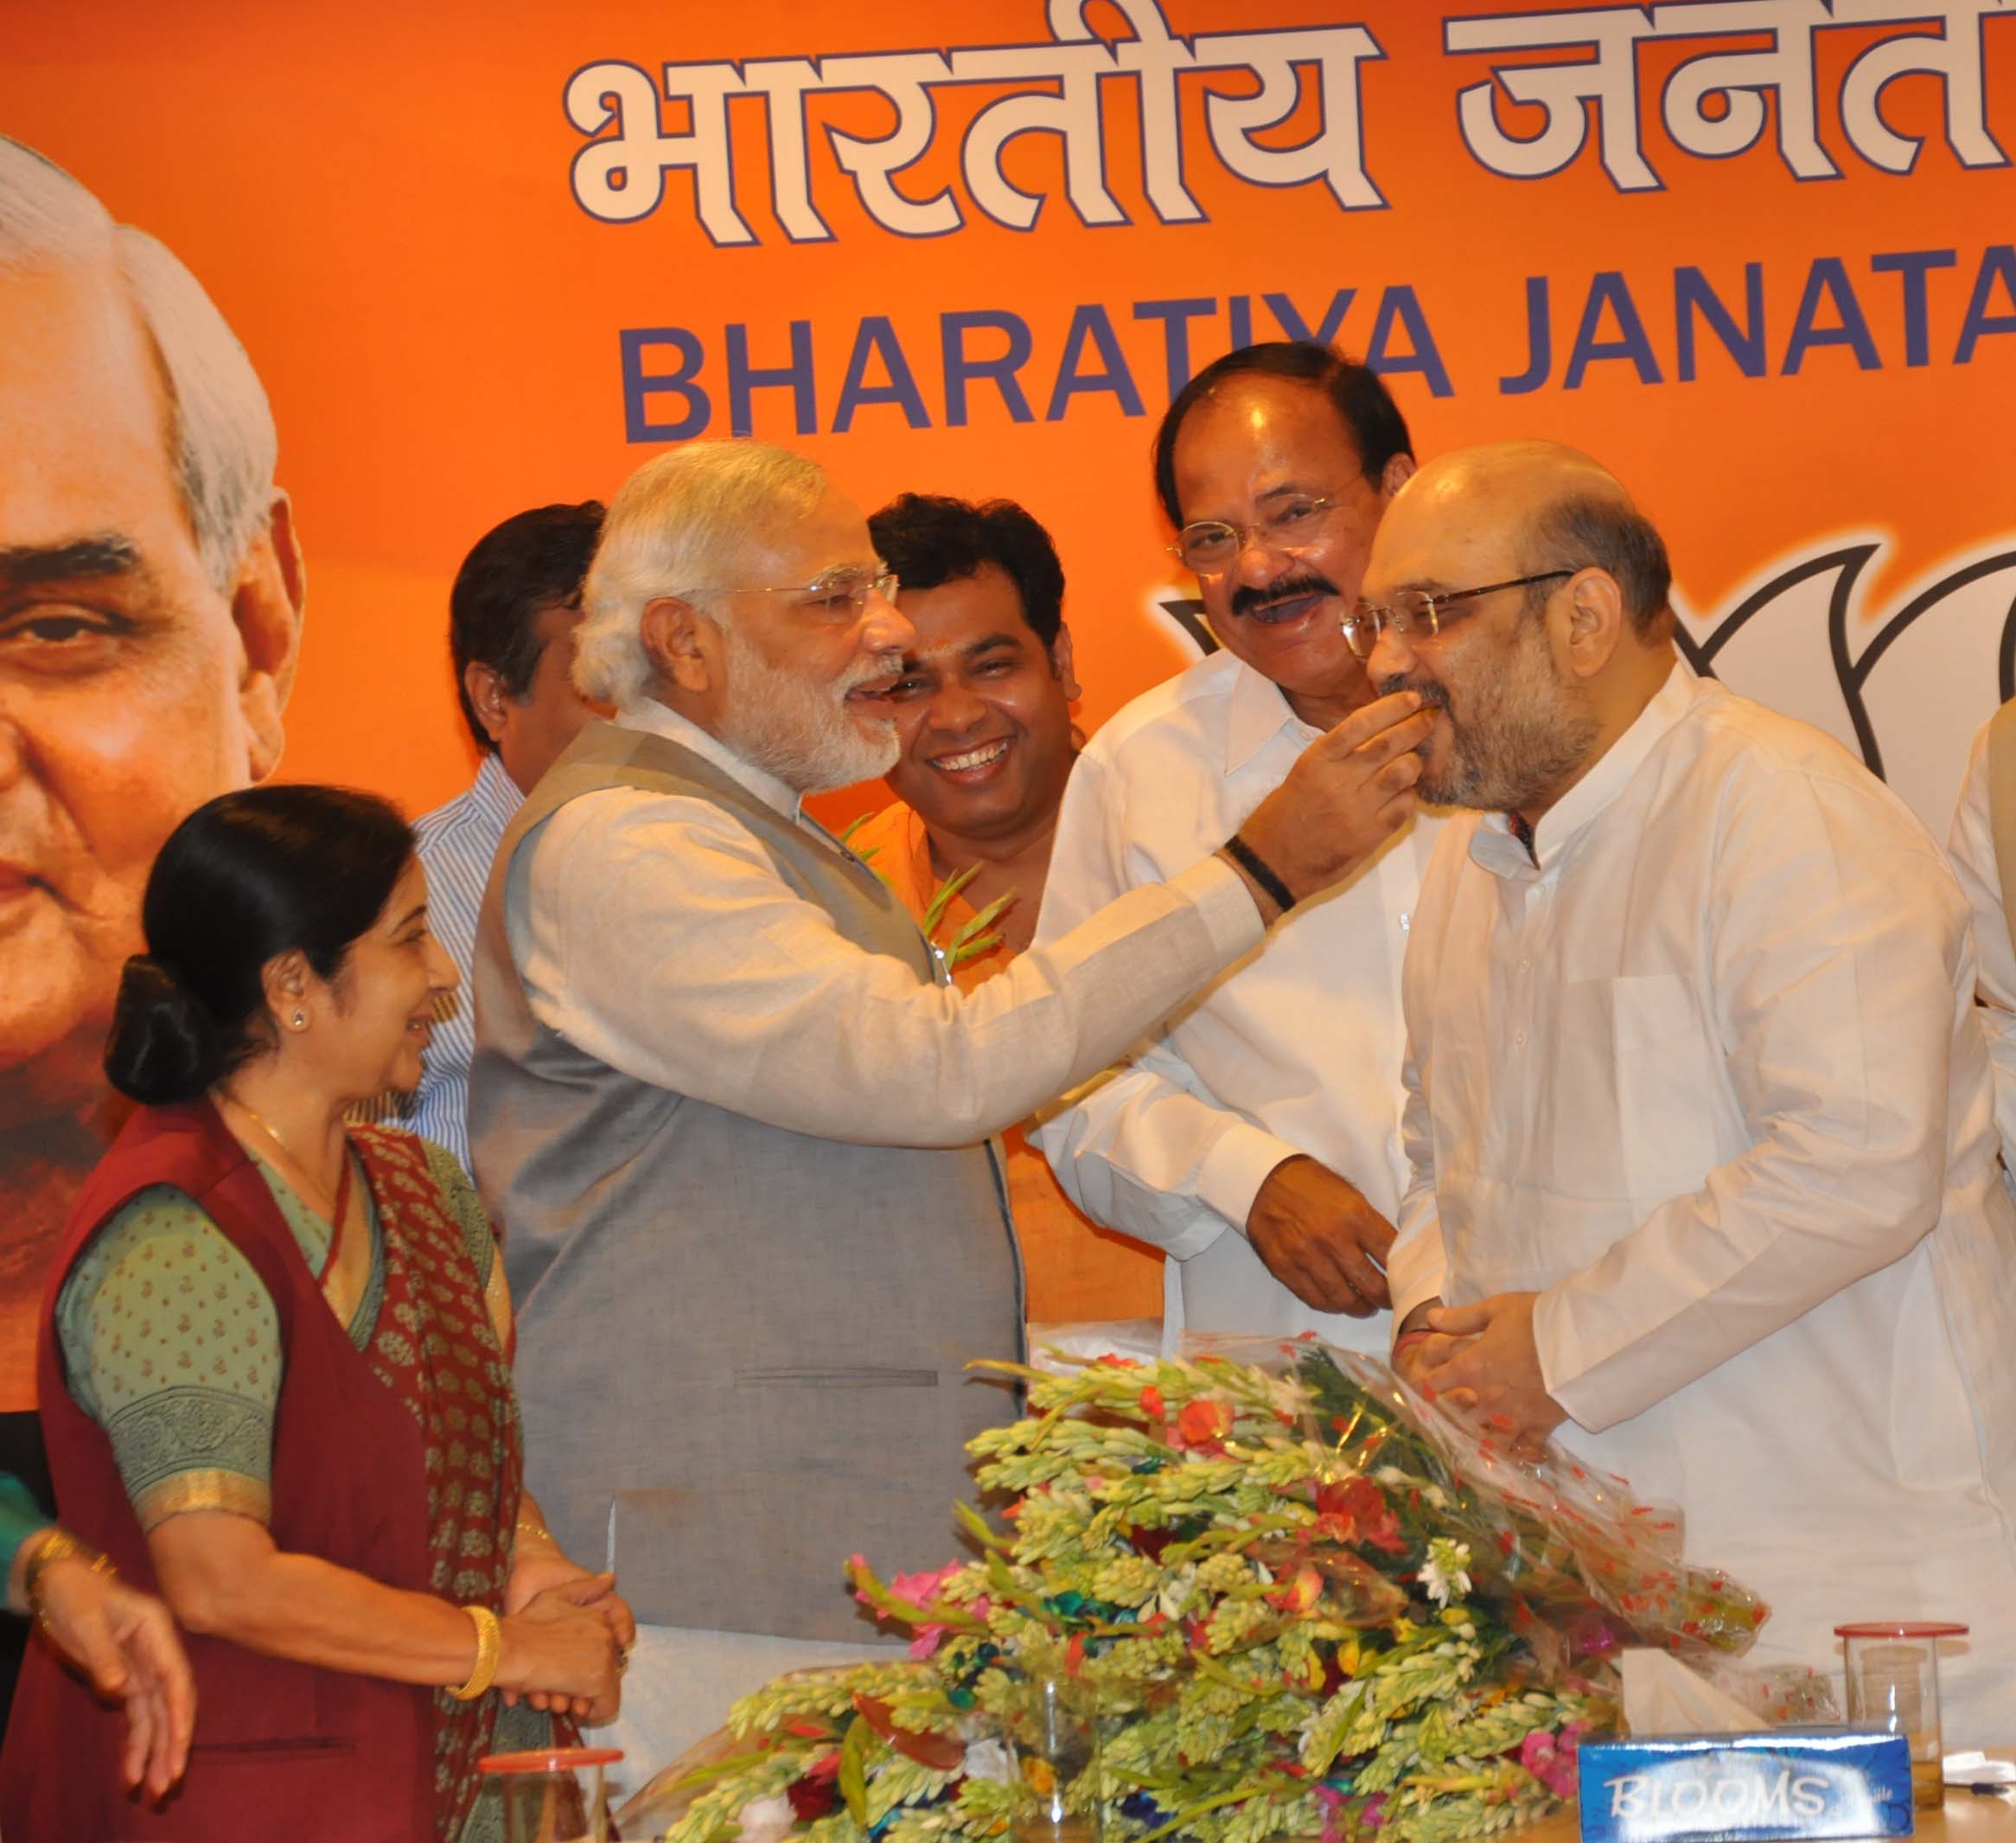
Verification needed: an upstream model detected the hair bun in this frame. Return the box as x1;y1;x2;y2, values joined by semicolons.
105;954;223;1105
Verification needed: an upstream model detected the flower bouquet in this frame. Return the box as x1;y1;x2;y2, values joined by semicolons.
629;1340;1771;1843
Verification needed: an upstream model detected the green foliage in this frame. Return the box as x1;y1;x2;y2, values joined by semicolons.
920;865;1014;969
652;1349;1645;1843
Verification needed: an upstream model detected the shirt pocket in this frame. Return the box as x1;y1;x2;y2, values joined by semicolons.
1611;972;1721;1210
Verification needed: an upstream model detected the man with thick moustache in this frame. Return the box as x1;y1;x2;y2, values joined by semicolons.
1375;441;2016;1739
0;137;303;1588
468;438;1429;1759
1037;341;1446;1352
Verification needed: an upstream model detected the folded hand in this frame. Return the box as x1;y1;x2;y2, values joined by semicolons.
1414;1291;1566;1459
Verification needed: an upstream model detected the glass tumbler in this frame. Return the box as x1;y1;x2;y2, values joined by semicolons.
1001;1671;1103;1843
477;1744;624;1843
1836;1621;1966;1812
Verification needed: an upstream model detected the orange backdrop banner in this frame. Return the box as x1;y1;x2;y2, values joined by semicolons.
2;0;2013;1409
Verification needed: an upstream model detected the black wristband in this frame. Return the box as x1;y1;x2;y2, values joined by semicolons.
1222;832;1298;914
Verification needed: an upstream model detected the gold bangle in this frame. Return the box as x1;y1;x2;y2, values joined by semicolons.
450;1604;501;1702
22;1527;114;1623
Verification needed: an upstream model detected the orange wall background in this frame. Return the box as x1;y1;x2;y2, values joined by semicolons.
8;0;2013;831
3;3;2013;1413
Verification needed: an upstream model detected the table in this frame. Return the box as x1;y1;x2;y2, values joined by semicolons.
620;1741;2016;1843
1522;1776;2016;1843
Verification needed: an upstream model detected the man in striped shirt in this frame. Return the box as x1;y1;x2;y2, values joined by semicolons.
379;501;606;1169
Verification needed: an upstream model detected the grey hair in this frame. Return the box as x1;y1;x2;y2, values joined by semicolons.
0;137;278;590
577;441;830;706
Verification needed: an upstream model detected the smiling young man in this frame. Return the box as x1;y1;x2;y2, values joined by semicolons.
1036;341;1446;1355
852;493;1161;1319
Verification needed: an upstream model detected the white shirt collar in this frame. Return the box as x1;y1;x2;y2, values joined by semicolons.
1470;657;1698;882
1224;658;1314;774
469;749;526;829
613;698;806;821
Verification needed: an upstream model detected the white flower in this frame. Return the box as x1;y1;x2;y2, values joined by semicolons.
1158;1560;1200;1621
736;1794;797;1843
1419;1537;1472;1608
961;1738;1014;1784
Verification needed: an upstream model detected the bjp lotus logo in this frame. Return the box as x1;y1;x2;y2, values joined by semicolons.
1157;537;2016;837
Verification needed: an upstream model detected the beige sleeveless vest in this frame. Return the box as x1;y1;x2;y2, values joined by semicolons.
469;720;1024;1639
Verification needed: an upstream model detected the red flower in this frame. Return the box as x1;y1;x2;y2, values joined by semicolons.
786;1751;843;1822
787;1776;838;1821
1314;1476;1406;1555
1140;1386;1167;1420
1268;1563;1324;1614
852;1694;965;1770
1093;1355;1142;1368
1130;1526;1179;1562
1177;1399;1233;1447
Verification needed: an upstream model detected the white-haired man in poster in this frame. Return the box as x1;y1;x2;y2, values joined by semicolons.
0;139;303;1425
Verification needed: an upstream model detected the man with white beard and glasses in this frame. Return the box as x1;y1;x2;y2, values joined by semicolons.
466;439;1434;1767
1369;439;2016;1739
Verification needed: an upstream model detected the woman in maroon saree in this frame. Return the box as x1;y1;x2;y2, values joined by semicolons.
1;788;632;1841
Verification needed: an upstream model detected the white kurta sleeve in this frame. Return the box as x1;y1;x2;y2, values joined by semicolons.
1948;720;2016;1165
1385;1041;1447;1332
1030;749;1297;1261
1534;763;1969;1432
516;791;1262;1149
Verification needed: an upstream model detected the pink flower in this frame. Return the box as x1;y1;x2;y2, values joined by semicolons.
888;1563;962;1609
850;1559;967;1657
883;1562;964;1657
1520;1724;1586;1800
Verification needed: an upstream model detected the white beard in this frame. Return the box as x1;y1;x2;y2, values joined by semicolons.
713;622;901;794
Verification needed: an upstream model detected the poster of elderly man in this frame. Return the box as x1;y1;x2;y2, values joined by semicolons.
0;137;303;1428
